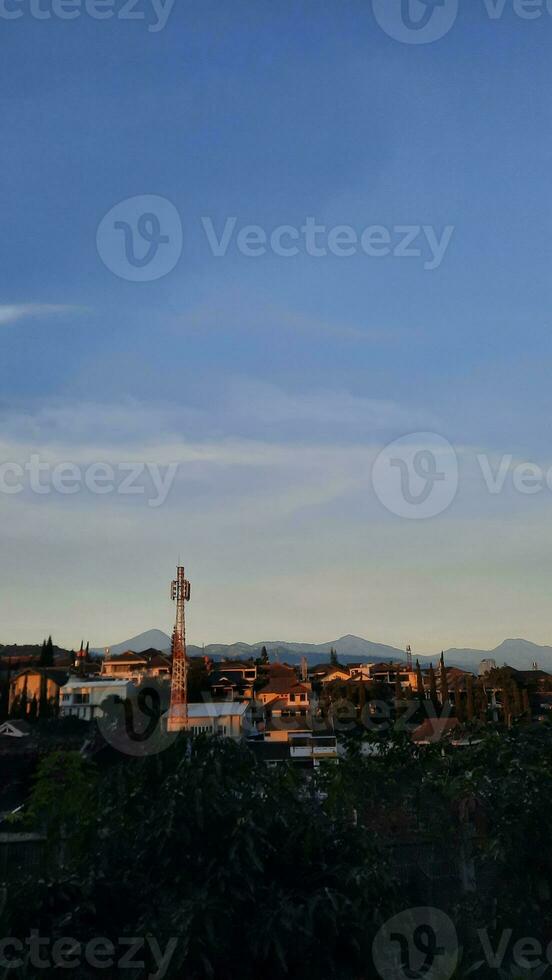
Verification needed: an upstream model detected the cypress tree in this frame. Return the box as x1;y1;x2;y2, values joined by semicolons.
476;679;488;722
466;674;475;721
512;681;523;719
502;685;511;727
429;664;438;708
394;673;402;703
415;660;424;701
454;677;465;722
522;687;531;720
28;695;38;723
439;652;448;708
10;694;22;719
39;636;54;668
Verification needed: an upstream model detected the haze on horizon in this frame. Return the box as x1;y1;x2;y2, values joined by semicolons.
2;2;552;654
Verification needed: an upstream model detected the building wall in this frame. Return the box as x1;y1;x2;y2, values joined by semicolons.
186;711;247;738
8;673;62;714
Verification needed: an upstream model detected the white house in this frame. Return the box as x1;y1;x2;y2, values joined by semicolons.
184;701;254;739
60;677;135;721
0;720;31;738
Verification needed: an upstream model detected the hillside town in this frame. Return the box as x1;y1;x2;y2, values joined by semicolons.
2;628;552;764
2;570;552;978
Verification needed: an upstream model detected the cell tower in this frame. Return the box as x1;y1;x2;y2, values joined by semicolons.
167;564;191;733
406;644;413;670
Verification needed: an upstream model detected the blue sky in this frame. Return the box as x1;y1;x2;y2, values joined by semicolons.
2;0;552;652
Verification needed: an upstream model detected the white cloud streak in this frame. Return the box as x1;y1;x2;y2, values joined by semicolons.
0;304;81;327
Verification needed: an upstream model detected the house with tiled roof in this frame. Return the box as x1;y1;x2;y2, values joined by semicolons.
101;649;171;682
265;662;296;678
309;664;351;685
8;667;70;717
411;716;460;745
208;661;257;700
256;678;311;710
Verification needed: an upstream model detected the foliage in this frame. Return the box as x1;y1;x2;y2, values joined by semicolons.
25;751;97;851
10;739;397;979
7;728;552;977
38;636;54;669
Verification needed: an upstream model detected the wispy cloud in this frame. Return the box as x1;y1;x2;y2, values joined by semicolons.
175;298;411;344
0;304;81;327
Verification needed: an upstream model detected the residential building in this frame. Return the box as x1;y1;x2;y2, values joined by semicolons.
208;661;257;700
8;667;69;716
185;701;254;738
60;677;135;721
0;720;31;739
411;717;460;744
248;730;338;767
309;664;351;685
366;662;418;689
257;678;311;711
101;649;171;682
264;662;297;679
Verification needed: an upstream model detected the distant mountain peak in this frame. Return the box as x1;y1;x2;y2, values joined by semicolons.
92;629;171;657
88;630;552;673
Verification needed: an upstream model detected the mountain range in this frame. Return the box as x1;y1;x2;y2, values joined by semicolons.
91;632;552;673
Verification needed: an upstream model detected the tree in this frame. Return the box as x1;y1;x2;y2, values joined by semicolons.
475;679;488;723
428;664;438;709
522;687;532;720
466;674;475;722
26;751;97;858
394;673;402;703
439;652;448;708
512;681;523;719
0;656;11;722
39;636;54;668
454;677;465;723
11;729;552;971
502;685;512;727
28;695;38;723
330;647;338;667
16;739;397;979
415;660;424;701
261;645;269;665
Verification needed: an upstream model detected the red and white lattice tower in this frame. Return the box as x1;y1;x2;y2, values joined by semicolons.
167;565;191;732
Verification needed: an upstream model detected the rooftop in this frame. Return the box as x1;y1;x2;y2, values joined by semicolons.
187;702;249;718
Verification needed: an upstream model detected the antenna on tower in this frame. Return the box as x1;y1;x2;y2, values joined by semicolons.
406;644;413;671
167;564;191;733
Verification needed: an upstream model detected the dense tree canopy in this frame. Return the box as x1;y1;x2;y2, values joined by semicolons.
4;726;552;978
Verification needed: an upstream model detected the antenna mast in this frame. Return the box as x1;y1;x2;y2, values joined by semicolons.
167;564;191;732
